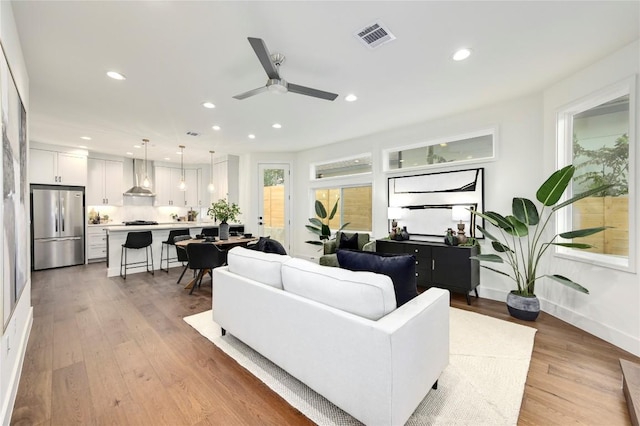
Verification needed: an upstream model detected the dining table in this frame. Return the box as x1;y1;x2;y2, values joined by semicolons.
174;235;258;289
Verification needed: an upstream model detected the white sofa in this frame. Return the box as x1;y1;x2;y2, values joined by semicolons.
212;247;450;426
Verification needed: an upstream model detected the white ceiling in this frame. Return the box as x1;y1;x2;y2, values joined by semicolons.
11;1;640;166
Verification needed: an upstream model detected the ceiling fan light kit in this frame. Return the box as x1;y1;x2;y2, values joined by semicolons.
233;37;338;101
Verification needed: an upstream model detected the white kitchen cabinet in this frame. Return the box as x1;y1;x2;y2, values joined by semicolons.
30;148;87;186
87;158;124;205
184;168;201;207
87;226;109;262
210;155;239;205
154;166;184;206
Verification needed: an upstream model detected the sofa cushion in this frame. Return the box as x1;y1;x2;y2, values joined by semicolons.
339;232;359;250
227;247;291;289
336;249;418;307
281;258;396;320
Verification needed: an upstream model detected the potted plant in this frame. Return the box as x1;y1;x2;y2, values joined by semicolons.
208;199;241;240
470;165;612;321
305;198;349;246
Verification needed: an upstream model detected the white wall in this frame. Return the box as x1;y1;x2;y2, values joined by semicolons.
0;2;32;424
542;40;640;356
290;40;640;357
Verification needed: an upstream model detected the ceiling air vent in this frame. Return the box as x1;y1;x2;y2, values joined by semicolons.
354;21;396;49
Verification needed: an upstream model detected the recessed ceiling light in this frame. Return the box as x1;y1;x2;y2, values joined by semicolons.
202;102;215;109
164;157;171;161
345;94;358;102
80;136;92;140
272;123;282;129
452;48;472;61
176;150;183;155
126;152;133;155
354;159;360;163
78;145;88;149
107;71;126;80
133;145;141;149
440;143;448;147
248;134;256;139
212;125;221;131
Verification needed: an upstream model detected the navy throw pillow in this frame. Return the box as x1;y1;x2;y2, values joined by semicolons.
339;233;359;250
336;249;418;307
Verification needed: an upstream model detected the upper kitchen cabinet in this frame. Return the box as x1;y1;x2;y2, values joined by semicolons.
184;168;201;207
210;155;239;205
87;158;124;206
30;148;87;186
155;166;202;207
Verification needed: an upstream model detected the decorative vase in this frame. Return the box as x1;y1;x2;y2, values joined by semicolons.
400;226;410;240
219;222;230;240
444;228;459;246
506;291;540;321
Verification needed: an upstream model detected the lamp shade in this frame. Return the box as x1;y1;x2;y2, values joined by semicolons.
388;207;404;220
451;206;468;222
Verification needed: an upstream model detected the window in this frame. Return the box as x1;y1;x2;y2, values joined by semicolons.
313;154;372;179
314;185;372;232
556;80;634;269
384;129;495;171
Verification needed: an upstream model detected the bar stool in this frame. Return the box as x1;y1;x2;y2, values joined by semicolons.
160;228;191;272
201;227;218;237
120;231;153;279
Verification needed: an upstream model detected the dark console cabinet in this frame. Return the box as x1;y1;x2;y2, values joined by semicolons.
376;239;480;304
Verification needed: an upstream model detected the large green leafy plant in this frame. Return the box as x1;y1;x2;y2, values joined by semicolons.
305;198;349;245
207;199;241;223
470;165;612;296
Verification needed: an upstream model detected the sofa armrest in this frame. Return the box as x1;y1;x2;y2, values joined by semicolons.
323;239;337;255
362;240;376;252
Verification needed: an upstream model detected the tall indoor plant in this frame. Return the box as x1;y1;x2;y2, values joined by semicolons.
305;198;349;246
470;165;612;320
208;198;241;240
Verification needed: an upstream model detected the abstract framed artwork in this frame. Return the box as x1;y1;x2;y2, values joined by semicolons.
388;168;485;239
1;41;28;331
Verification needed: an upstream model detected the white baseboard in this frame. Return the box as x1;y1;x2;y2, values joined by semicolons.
1;306;33;425
476;286;640;357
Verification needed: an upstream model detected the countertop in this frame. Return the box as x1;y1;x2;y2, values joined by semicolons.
106;222;240;232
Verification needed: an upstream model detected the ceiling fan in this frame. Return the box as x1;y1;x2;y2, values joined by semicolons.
233;37;338;101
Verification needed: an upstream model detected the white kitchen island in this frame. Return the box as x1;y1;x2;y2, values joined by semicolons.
106;222;243;277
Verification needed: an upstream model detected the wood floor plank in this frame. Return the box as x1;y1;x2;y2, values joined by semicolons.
11;263;640;425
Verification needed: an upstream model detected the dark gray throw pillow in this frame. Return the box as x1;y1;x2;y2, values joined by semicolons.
339;232;359;250
336;249;417;307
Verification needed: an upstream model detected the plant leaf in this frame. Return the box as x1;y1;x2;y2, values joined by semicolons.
560;226;608;239
308;218;323;228
470;209;500;226
492;241;513;253
480;264;513;279
536;165;574;206
315;200;327;219
328;198;339;220
545;274;589;294
477;225;499;242
512;198;539;226
484;211;513;231
305;240;324;246
552;242;593;249
321;224;331;237
305;225;323;235
505;215;529;237
552;184;615;211
337;222;351;232
470;254;504;262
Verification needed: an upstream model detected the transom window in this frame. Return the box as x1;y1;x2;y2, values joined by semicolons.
313;154;372;179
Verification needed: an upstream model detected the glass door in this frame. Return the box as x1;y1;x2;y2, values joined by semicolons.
258;163;290;253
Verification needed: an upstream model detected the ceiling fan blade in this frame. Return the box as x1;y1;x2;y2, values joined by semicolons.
233;86;269;100
248;37;280;80
288;83;338;101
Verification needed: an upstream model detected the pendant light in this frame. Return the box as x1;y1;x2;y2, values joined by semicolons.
142;138;151;188
178;145;186;191
207;150;215;193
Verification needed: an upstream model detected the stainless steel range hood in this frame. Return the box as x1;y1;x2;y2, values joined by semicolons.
123;159;155;197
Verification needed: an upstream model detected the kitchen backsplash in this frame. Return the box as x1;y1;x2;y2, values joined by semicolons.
87;205;213;225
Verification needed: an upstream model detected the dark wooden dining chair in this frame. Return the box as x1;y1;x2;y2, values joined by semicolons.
185;243;227;294
160;228;191;272
173;235;192;284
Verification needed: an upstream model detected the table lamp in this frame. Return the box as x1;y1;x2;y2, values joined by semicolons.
387;207;403;229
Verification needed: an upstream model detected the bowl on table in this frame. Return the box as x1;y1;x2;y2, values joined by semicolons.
243;233;253;238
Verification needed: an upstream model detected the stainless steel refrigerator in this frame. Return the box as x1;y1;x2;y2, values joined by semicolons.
31;185;85;270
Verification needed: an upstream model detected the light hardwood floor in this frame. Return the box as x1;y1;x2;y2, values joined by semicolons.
10;263;640;425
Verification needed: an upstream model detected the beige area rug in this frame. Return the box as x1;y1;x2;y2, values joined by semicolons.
184;308;536;425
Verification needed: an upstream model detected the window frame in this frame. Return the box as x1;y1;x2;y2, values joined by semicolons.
382;127;498;172
554;76;636;272
310;152;373;181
